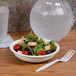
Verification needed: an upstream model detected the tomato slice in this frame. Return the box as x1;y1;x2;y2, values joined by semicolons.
22;50;29;55
38;50;46;55
14;44;21;51
50;44;54;49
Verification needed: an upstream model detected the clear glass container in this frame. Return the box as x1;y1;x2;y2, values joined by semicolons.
0;1;9;43
30;0;75;41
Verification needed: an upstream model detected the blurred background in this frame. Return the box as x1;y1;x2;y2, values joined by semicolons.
1;0;76;32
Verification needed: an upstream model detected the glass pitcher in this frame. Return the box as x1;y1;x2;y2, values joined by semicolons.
30;0;75;41
0;1;9;43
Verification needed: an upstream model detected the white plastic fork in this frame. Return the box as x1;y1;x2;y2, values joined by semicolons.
36;49;75;72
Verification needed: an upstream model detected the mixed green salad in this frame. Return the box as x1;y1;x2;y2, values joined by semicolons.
14;32;57;56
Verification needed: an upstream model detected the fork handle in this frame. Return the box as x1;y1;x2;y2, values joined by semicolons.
36;59;60;72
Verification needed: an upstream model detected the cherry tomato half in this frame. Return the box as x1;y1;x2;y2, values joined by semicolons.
14;44;21;51
22;50;29;55
38;50;46;55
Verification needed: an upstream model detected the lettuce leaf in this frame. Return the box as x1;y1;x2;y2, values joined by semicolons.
25;31;38;44
27;31;38;41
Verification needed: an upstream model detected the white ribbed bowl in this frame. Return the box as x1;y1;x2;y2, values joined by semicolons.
10;39;60;63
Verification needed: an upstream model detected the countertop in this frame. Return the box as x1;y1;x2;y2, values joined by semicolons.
0;29;76;76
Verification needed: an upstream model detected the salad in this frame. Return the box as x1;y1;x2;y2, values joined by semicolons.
14;32;57;56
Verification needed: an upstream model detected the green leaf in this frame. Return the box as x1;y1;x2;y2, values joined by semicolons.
32;54;36;56
34;43;46;56
50;40;55;46
20;45;26;51
26;31;38;41
33;35;38;40
34;46;40;56
28;47;33;55
27;31;32;39
25;39;29;44
48;42;50;46
39;43;46;51
47;40;57;50
53;45;57;50
38;38;43;44
50;40;57;50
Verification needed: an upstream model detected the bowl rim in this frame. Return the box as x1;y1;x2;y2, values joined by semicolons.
10;38;60;58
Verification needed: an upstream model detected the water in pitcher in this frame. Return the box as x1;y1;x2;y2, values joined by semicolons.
30;11;73;41
0;6;9;43
30;0;74;41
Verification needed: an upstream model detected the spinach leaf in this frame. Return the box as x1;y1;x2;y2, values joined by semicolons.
53;45;57;50
33;43;46;56
26;31;38;41
25;38;29;44
28;47;34;55
20;45;26;51
33;35;38;40
38;43;46;51
38;38;43;44
50;40;55;46
34;46;40;56
49;40;57;50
